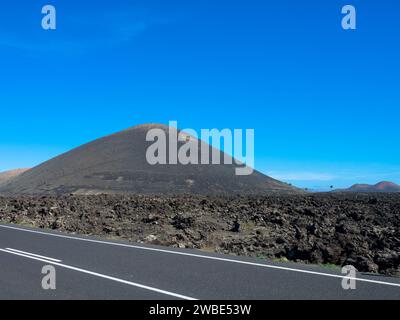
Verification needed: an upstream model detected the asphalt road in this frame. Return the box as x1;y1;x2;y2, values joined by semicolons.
0;223;399;300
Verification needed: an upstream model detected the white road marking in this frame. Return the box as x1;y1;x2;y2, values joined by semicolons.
1;224;400;288
0;248;197;300
5;248;62;262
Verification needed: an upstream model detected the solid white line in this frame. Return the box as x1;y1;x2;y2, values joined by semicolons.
5;248;62;262
1;224;400;288
0;248;197;300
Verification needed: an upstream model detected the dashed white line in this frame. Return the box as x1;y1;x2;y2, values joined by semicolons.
0;248;197;300
1;224;400;288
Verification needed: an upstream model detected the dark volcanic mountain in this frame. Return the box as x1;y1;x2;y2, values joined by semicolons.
0;124;297;195
346;181;400;193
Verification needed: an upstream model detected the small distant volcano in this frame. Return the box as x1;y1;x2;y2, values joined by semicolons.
0;124;298;196
346;181;400;193
0;168;30;186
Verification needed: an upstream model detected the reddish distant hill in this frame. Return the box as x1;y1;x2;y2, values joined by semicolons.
0;169;30;186
347;181;400;193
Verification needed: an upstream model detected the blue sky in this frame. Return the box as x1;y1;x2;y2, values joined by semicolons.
0;0;399;190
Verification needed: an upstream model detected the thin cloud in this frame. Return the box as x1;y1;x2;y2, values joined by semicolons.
0;10;164;55
267;169;400;184
268;171;336;181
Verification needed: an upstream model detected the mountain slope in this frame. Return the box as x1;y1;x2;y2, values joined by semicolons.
0;124;298;195
0;169;30;186
347;181;400;193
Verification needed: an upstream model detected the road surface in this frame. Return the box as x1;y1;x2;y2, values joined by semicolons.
0;223;399;300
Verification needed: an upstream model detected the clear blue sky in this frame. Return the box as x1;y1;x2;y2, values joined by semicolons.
1;0;399;190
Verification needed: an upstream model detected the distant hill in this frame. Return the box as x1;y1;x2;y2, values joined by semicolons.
0;169;30;186
0;124;299;196
346;181;400;193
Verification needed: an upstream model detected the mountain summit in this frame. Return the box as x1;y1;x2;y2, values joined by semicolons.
0;124;297;195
